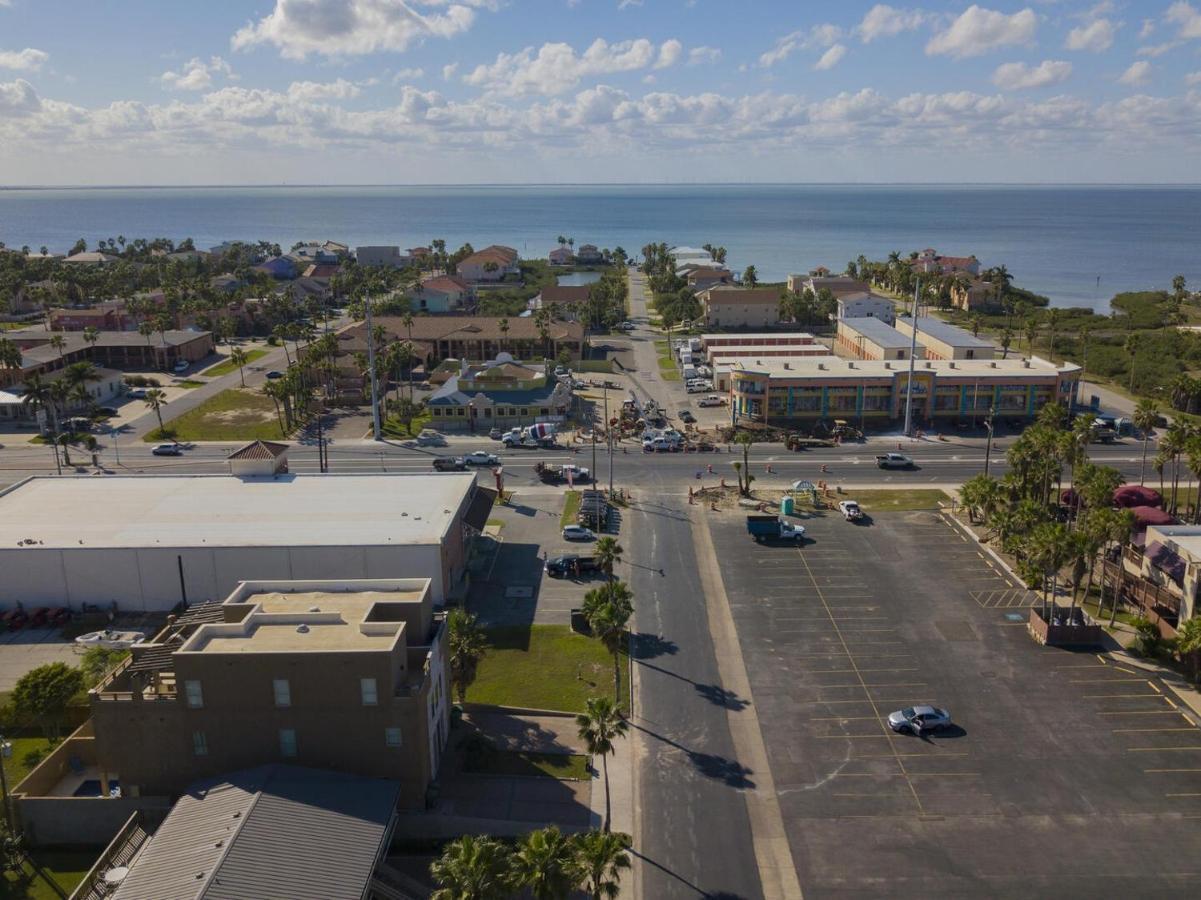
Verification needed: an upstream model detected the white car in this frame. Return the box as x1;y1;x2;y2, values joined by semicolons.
415;429;445;446
464;451;499;466
697;395;725;408
561;464;591;481
617;321;635;331
562;525;595;541
75;629;146;650
887;705;952;734
838;500;863;521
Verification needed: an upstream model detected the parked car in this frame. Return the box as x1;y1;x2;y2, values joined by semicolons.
697;395;725;408
545;555;600;578
433;456;466;471
464;451;499;466
887;705;952;734
838;500;863;521
679;410;696;424
617;321;635;331
126;388;148;400
74;630;146;650
173;360;190;373
489;427;504;440
562;525;596;541
265;370;284;380
151;443;183;456
96;406;120;418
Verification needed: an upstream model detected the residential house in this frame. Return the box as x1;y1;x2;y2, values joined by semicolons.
410;275;472;313
529;284;591;320
287;242;340;265
685;267;734;292
48;303;133;332
788;274;872;297
836;294;896;324
0;365;125;425
255;257;298;280
549;246;574;266
575;244;603;264
302;263;340;279
951;277;998;312
210;273;246;293
338;315;585;368
698;286;783;330
356;246;417;269
63;251;118;266
427;356;571;431
457;245;520;283
911;248;982;277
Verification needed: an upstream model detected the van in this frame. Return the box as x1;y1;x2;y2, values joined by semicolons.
682;366;698;381
688;338;702;352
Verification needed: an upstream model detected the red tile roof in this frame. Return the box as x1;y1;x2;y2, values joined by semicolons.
227;440;290;460
421;275;470;294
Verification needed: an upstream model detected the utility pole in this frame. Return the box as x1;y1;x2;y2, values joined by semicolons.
902;279;921;438
364;288;382;442
984;403;996;477
604;387;614;499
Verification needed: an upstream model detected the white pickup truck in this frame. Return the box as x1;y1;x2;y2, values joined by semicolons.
875;452;914;469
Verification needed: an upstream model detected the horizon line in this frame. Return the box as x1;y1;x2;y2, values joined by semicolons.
3;181;1201;191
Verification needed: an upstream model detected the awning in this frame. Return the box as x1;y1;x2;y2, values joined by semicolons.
462;486;497;532
1145;541;1187;587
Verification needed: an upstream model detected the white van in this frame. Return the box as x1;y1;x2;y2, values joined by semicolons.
688;338;702;352
682;365;698;381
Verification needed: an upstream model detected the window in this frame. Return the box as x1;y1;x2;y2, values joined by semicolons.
184;680;203;709
273;678;291;708
361;677;378;706
279;728;297;758
385;727;402;748
193;731;208;756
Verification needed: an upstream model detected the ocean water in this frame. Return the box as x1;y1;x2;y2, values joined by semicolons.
1;184;1198;312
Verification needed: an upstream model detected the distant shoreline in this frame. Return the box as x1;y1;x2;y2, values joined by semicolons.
3;182;1201;192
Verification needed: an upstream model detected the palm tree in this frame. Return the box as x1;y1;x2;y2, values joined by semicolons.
82;327;100;353
447;607;487;703
48;334;66;360
1175;617;1201;684
430;835;513;900
572;830;632;900
594;537;624;582
999;328;1013;359
262;380;287;434
968;312;982;337
230;347;248;387
0;337;23;375
510;826;576;900
1023;316;1038;354
576;696;629;833
1046;308;1061;361
581;580;634;702
1030;520;1073;621
143;388;167;437
1124;333;1140;392
1133;399;1160;485
959;473;1003;524
742;265;758;287
21;372;60;446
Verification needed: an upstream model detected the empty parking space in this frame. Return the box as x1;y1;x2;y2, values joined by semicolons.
710;507;1201;897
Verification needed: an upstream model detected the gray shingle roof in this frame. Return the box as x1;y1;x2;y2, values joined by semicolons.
113;765;399;900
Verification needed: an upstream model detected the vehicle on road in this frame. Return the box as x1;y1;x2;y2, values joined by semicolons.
535;462;590;484
432;456;466;471
488;427;504;440
503;423;557;448
151;443;183;456
416;429;445;446
785;434;835;451
838;500;864;521
617;321;635;331
173;360;190;373
126;388;148;400
887;705;952;734
562;525;596;541
96;406;120;418
265;370;284;380
464;451;499;466
875;452;915;469
545;555;601;577
746;515;806;543
697;395;725;408
75;629;146;650
679;410;696;424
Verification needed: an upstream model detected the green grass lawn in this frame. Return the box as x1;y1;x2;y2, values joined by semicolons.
143;388;285;442
1;736;53;790
560;490;582;528
176;379;206;388
574;359;613;374
1;850;96;900
382;409;432;439
201;348;268;377
462;749;590;780
837;489;949;511
466;625;630;713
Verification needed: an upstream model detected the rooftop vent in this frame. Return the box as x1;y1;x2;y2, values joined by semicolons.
296;624;310;634
990;362;997;368
884;362;891;369
949;362;955;369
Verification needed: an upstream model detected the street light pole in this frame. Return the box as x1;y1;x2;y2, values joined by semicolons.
984;404;996;477
364;289;382;442
902;279;921;438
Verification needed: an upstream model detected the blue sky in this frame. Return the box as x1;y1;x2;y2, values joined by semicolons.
2;0;1200;184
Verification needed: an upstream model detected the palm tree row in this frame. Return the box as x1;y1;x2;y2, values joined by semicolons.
431;827;631;900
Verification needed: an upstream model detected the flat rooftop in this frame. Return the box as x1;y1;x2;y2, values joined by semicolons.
1148;526;1201;558
249;589;425;614
731;355;1080;380
701;333;815;342
838;318;916;350
0;474;475;550
896;316;995;349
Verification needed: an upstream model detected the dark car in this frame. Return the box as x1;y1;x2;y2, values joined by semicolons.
265;370;284;380
545;555;600;578
432;455;466;471
679;410;697;424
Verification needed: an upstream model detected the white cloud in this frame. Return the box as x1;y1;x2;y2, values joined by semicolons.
391;67;425;84
1138;41;1179;57
1186;70;1201;85
1118;60;1151;85
231;0;496;59
856;5;926;43
464;38;673;96
617;0;642;8
759;24;843;67
1065;18;1116;52
160;56;234;92
688;46;721;65
0;48;48;71
1166;2;1201;39
655;39;682;69
0;78;41;115
992;59;1072;90
287;79;361;102
814;45;847;71
1140;18;1156;40
442;63;459;81
926;6;1037;59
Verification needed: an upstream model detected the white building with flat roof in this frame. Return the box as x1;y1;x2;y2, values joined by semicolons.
0;473;492;610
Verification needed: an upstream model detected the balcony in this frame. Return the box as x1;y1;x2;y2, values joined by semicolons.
69;808;168;900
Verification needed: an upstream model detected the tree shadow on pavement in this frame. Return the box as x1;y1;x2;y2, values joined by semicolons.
629;632;679;660
632;722;756;789
635;659;751;712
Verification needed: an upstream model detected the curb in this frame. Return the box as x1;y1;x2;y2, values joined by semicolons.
939;508;1026;590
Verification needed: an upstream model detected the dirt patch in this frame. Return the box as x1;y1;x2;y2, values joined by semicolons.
208;408;274;424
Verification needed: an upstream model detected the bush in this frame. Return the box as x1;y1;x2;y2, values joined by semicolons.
1131;617;1162;658
124;375;161;387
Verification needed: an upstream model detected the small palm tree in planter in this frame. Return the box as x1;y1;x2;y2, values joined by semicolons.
429;834;512;900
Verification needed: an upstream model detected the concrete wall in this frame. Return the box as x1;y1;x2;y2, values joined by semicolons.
0;544;449;611
18;795;169;848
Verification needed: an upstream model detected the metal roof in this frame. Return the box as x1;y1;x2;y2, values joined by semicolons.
838;317;916;350
897;316;994;349
113;765;399;900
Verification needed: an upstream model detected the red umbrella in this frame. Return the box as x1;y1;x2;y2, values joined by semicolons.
1113;485;1163;509
1129;505;1176;527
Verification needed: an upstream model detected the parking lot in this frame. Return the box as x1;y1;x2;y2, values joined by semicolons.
710;507;1201;898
